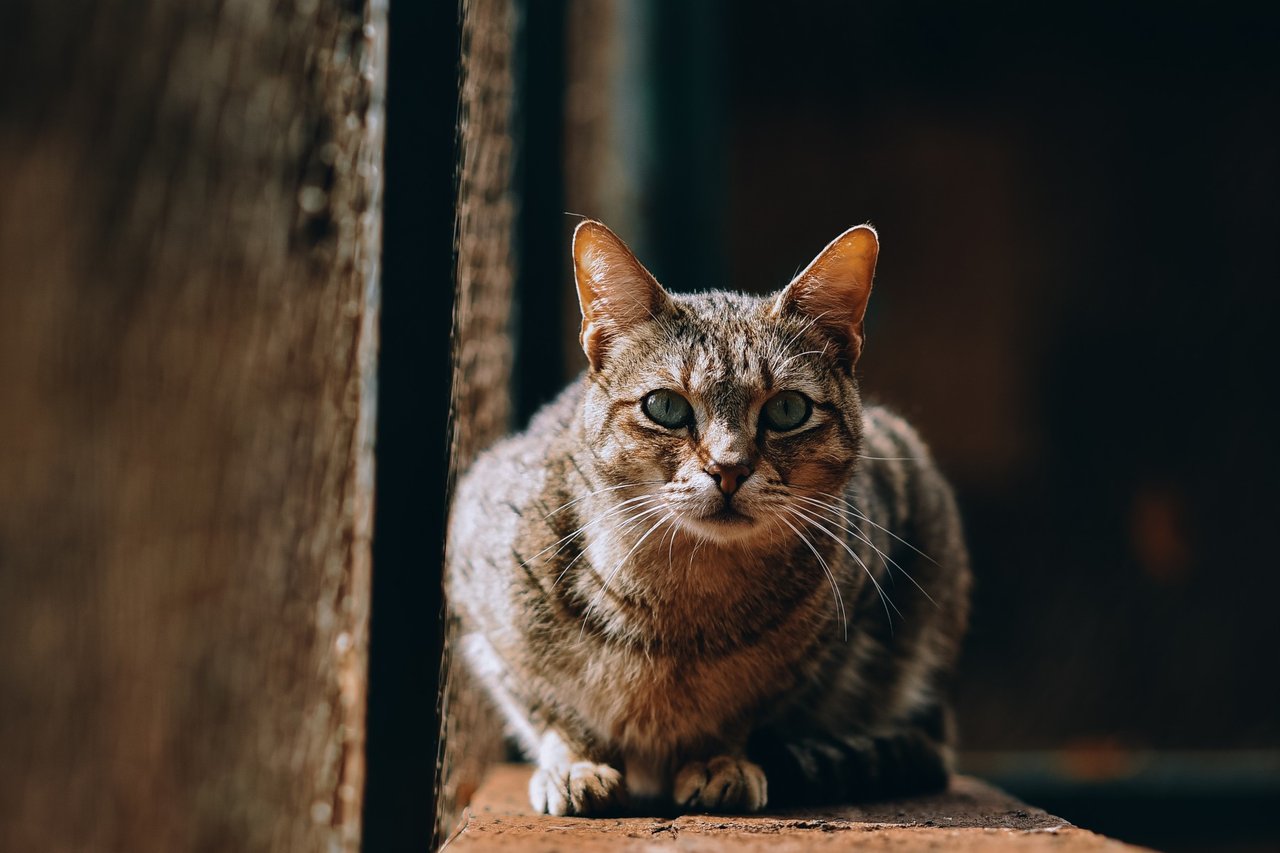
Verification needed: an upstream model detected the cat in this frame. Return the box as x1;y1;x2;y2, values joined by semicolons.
446;220;971;816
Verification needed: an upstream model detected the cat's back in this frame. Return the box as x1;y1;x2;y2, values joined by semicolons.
851;402;971;639
856;403;956;517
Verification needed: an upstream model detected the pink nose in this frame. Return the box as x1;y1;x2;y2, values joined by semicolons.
706;461;752;495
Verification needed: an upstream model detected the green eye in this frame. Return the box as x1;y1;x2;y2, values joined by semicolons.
762;391;811;431
642;389;693;428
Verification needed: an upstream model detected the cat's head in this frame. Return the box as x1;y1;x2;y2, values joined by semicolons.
573;220;877;545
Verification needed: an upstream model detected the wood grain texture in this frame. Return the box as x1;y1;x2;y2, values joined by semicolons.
447;765;1150;851
0;1;386;850
438;0;518;844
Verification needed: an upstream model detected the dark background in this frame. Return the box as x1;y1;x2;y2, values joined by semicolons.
364;2;457;851
369;2;1280;850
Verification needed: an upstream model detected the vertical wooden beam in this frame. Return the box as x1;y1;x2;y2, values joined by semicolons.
0;1;386;850
439;0;517;842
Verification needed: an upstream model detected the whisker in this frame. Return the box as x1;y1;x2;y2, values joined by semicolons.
844;506;939;567
525;493;660;566
786;504;900;626
776;513;848;641
543;480;665;518
789;494;938;607
579;511;674;640
792;485;938;566
777;348;827;371
780;308;830;353
665;518;679;573
686;534;705;573
551;501;666;589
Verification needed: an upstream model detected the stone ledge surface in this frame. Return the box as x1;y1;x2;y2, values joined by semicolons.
446;764;1148;851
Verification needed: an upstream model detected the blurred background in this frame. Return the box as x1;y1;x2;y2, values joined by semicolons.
482;1;1280;849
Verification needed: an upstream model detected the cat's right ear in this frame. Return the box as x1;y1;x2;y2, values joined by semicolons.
572;220;672;370
773;225;879;370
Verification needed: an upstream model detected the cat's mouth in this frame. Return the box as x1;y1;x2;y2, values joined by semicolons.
676;502;761;542
701;505;753;524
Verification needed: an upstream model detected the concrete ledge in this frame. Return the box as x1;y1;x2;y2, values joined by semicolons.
446;764;1148;851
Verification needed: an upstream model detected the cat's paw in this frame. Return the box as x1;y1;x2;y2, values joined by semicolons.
529;760;628;816
673;755;768;813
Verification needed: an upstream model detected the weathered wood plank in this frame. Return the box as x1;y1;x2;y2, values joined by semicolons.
447;764;1148;851
438;0;519;843
0;1;385;850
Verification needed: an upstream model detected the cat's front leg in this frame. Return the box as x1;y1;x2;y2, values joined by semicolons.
528;729;628;817
673;753;768;813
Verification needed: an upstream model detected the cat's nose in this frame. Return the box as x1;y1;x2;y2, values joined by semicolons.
706;461;753;495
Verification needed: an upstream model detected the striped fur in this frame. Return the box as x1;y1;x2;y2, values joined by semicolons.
447;223;971;815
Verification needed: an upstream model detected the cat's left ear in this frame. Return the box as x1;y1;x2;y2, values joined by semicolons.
773;224;879;369
572;220;673;370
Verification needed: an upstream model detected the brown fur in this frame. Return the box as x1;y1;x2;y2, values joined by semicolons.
447;222;971;815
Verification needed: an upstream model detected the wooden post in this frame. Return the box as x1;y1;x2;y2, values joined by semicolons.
0;1;386;850
438;0;519;842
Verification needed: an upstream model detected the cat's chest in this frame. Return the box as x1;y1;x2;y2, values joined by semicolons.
569;639;795;752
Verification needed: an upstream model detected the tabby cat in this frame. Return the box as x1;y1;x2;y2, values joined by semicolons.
447;220;971;815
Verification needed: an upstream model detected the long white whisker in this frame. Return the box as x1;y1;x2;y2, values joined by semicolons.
789;494;938;607
843;505;939;567
550;500;667;589
579;511;674;640
780;308;830;352
777;349;827;371
786;504;899;628
525;493;660;566
543;480;665;518
665;518;679;573
686;534;705;573
777;513;848;641
793;485;938;566
574;504;670;590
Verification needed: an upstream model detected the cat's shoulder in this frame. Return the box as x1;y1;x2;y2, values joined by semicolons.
860;402;933;462
524;375;586;440
857;403;963;539
856;402;955;504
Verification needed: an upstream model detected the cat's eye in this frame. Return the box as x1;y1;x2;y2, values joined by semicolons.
761;391;811;431
642;389;693;429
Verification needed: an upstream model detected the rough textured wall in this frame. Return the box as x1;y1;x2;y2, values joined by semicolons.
0;1;386;850
438;0;517;842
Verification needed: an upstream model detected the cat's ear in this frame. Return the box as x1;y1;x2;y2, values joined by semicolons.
572;220;672;370
773;225;879;369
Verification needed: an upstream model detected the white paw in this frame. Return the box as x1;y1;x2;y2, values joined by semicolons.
673;755;768;813
529;760;628;816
